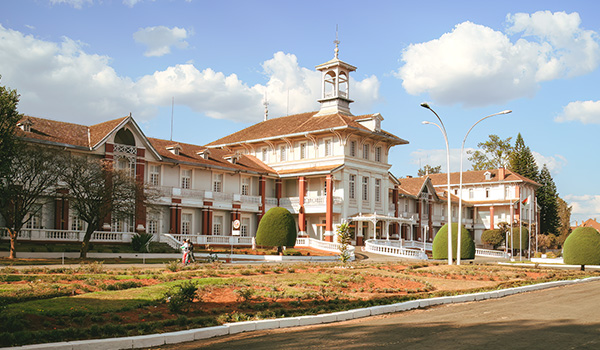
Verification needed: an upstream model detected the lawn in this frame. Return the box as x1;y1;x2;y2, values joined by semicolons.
0;260;597;347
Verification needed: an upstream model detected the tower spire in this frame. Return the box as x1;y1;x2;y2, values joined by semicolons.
334;24;340;59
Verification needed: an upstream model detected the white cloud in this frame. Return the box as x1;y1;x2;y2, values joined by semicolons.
564;194;600;223
531;151;567;174
397;11;600;107
555;100;600;124
133;26;189;57
410;148;471;174
0;25;380;125
49;0;93;9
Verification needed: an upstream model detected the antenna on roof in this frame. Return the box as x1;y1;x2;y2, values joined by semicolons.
334;24;340;58
263;91;269;122
170;97;174;141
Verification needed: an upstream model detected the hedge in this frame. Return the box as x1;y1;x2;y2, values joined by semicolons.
256;207;297;250
507;227;529;250
432;223;475;260
563;227;600;267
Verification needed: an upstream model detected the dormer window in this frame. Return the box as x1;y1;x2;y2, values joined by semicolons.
225;154;240;164
167;144;182;155
197;149;211;160
18;119;33;132
484;171;492;180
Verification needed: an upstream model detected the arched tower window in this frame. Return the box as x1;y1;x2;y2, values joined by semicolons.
115;128;136;146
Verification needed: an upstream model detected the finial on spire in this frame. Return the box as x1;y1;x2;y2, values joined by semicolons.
334;24;340;59
263;91;269;122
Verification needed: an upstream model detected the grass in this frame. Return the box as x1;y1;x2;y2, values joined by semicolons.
0;261;598;347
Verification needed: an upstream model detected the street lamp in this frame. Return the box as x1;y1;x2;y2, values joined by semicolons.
456;109;512;265
421;102;452;265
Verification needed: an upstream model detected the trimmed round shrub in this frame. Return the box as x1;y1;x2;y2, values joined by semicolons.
563;227;600;268
481;229;504;248
256;207;297;252
507;227;529;251
432;223;475;260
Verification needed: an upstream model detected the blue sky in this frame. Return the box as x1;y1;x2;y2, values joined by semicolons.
2;0;600;224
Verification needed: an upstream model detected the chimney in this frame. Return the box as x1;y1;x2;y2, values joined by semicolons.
498;167;505;180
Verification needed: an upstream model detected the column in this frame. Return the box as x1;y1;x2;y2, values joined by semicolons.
276;179;282;207
490;206;495;229
325;174;334;242
298;176;306;235
258;176;266;222
416;200;421;241
135;148;146;232
428;201;433;242
201;209;208;235
392;188;399;237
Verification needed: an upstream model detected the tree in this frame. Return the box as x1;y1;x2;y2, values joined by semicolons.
556;196;572;246
336;221;352;265
537;165;559;235
0;77;23;178
508;133;539;182
467;134;513;170
563;227;600;271
432;223;475;260
481;229;504;249
417;165;442;177
61;156;139;258
255;207;297;254
0;146;62;258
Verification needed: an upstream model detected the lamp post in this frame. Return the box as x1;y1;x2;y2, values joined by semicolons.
456;110;512;265
421;103;452;265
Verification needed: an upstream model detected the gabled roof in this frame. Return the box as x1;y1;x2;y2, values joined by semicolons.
397;176;440;201
424;168;541;188
205;111;408;147
577;218;600;232
89;117;129;149
148;138;276;175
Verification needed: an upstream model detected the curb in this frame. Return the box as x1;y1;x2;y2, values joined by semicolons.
7;276;600;350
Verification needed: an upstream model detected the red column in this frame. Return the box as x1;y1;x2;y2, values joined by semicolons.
135;148;146;232
428;201;433;241
170;206;178;234
201;209;208;235
325;174;333;242
490;206;495;229
416;200;422;241
208;210;213;235
392;188;399;236
298;176;306;235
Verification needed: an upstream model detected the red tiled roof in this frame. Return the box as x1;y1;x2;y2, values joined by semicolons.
577;219;600;231
206;112;408;147
148;137;276;174
276;164;343;176
89;117;128;148
422;168;540;187
17;116;90;148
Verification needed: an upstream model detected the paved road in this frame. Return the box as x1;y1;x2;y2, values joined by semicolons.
156;280;600;350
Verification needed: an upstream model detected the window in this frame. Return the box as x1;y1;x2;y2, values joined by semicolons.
181;169;191;189
362;177;369;201
350;141;356;157
149;165;160;186
261;147;268;162
241;177;250;196
147;218;158;235
300;143;307;159
181;213;192;235
111;217;123;232
213;173;223;192
324;139;332;156
241;218;250;237
363;144;369;160
505;186;511;199
469;188;474;199
116;156;135;177
25;208;42;229
349;174;356;199
280;145;286;161
375;147;382;162
213;216;223;235
375;179;381;202
70;213;84;231
485;188;490;198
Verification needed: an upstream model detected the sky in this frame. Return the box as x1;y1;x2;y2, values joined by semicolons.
1;0;600;224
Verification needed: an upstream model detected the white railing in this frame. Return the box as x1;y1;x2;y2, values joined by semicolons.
0;228;133;243
295;237;355;260
265;197;278;205
162;234;354;260
476;248;510;259
404;240;433;251
240;195;261;204
364;239;428;260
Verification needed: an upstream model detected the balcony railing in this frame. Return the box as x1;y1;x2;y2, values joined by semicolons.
1;228;135;243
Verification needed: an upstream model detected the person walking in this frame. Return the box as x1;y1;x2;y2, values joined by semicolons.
188;239;196;263
181;239;190;264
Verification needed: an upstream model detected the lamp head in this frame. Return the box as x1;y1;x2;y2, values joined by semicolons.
421;121;431;125
420;102;431;109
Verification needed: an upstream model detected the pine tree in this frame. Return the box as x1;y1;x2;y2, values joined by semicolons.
509;133;539;182
537;165;559;235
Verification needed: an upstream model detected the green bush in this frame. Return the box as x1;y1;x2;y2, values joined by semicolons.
563;227;600;269
432;223;475;260
507;226;529;250
256;207;297;253
131;232;154;252
481;229;504;248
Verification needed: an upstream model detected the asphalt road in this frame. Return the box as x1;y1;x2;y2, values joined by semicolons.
155;280;600;350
